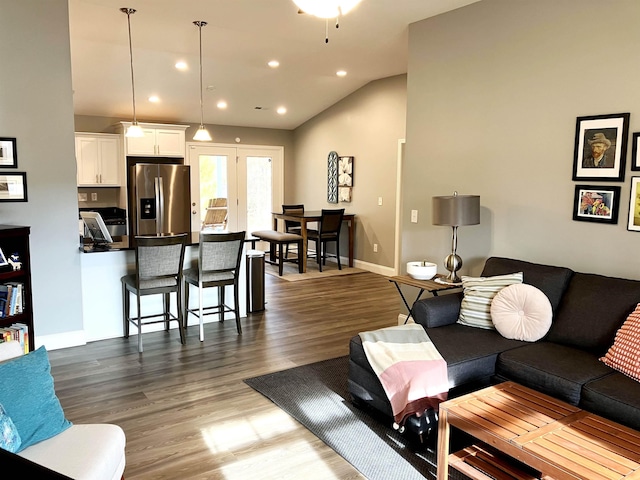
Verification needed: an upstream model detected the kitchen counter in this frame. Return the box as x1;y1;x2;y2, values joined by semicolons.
80;231;258;252
78;231;258;343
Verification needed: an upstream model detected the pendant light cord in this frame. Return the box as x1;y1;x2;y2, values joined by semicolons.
195;21;207;127
122;8;138;124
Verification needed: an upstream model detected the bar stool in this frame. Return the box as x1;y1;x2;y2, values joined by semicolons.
121;234;188;353
183;231;246;341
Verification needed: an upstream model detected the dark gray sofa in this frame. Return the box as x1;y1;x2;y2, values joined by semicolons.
348;256;640;434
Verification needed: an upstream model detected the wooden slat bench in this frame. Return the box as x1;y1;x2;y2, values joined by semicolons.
251;230;304;276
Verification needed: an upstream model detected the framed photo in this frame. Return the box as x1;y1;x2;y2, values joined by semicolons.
339;186;352;202
631;133;640;171
0;173;28;202
627;177;640;231
0;138;17;168
338;156;353;187
573;185;620;224
572;113;629;182
0;248;7;267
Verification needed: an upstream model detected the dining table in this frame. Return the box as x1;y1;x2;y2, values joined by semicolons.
272;210;356;273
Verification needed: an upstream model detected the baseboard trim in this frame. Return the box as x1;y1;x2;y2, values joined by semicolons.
36;330;87;351
353;259;395;277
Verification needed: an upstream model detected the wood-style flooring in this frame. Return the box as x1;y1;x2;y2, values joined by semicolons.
48;271;401;479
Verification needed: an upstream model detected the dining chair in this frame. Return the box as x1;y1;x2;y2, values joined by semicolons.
282;204;304;258
121;233;188;353
307;208;345;272
183;231;246;341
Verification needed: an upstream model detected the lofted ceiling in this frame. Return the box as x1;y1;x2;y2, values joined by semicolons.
69;0;479;130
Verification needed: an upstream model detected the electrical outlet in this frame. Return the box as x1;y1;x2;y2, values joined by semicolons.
378;196;383;206
91;192;98;201
411;209;418;223
373;243;378;252
78;193;87;202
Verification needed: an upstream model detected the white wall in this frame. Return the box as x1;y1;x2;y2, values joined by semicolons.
293;75;407;269
0;0;84;346
404;0;640;279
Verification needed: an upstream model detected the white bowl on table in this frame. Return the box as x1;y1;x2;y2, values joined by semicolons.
406;261;437;280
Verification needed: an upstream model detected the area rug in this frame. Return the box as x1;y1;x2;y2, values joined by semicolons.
244;356;468;480
263;256;367;282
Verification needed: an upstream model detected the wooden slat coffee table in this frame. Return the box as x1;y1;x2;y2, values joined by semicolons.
437;381;640;480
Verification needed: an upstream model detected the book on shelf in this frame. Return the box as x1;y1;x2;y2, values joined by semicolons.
0;323;29;354
0;282;23;318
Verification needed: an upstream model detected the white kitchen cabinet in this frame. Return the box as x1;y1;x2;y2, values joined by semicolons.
119;122;188;157
75;133;121;186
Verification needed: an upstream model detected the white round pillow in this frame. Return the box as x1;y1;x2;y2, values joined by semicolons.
490;284;552;342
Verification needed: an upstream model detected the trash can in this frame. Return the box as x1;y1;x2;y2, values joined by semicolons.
246;249;265;313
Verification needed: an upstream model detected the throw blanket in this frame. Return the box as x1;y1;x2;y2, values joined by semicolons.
359;323;449;425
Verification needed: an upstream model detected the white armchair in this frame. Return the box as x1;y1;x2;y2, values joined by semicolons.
0;342;126;480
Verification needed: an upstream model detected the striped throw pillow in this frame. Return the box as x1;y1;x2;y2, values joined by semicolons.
457;272;524;329
600;304;640;382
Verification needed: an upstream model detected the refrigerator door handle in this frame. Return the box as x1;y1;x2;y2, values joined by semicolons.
155;176;164;234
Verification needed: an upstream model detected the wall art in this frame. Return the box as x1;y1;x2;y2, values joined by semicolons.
327;151;338;203
572;113;629;182
572;184;620;224
338;156;353;187
627;177;640;231
0;172;28;202
0;138;17;168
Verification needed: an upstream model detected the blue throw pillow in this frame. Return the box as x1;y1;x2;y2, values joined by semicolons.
0;346;71;452
0;404;21;453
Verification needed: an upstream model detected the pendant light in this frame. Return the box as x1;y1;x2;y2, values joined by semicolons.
121;8;144;138
193;21;212;142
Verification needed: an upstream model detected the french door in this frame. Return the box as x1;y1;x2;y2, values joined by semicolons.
186;143;284;234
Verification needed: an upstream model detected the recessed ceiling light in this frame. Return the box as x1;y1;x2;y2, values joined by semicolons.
175;61;188;70
277;106;287;115
336;70;347;77
148;95;160;103
217;100;228;109
268;60;280;68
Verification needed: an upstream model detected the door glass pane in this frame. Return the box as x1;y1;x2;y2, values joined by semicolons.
199;154;228;231
246;156;272;234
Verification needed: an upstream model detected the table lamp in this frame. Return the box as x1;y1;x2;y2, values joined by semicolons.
432;191;480;284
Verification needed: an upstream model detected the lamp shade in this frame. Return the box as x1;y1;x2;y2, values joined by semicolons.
432;193;480;227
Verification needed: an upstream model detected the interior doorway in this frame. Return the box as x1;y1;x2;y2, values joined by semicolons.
186;143;284;234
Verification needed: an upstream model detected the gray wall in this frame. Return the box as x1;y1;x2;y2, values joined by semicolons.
404;0;640;279
0;1;84;340
293;75;407;268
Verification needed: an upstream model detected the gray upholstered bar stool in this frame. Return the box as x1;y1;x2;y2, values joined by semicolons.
183;231;246;341
121;234;188;353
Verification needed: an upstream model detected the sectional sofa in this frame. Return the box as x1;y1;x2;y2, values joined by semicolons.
348;256;640;437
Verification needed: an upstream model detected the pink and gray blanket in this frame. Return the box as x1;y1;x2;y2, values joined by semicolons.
359;323;449;425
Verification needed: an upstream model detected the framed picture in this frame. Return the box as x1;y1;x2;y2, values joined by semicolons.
0;173;28;202
0;138;17;168
338;156;353;187
573;185;620;224
339;186;352;202
0;248;7;267
572;113;629;182
627;177;640;231
327;151;338;204
631;133;640;171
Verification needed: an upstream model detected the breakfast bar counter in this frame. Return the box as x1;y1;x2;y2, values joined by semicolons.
79;232;254;343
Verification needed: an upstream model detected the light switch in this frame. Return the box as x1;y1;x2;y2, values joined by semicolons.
378;197;383;206
411;210;418;223
91;192;98;201
78;193;87;202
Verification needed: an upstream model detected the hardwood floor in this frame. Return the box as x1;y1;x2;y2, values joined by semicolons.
48;271;401;479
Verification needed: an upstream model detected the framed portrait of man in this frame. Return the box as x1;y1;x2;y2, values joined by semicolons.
572;113;629;182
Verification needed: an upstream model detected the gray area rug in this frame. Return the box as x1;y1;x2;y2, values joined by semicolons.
244;356;468;480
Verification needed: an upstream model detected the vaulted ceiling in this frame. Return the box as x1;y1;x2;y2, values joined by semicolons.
69;0;478;130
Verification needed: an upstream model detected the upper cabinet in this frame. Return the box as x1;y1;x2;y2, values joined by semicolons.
118;122;188;157
75;133;121;187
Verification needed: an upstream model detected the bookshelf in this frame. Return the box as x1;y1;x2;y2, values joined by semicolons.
0;226;33;352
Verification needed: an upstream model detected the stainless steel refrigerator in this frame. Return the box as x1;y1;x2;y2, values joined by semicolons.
128;163;191;237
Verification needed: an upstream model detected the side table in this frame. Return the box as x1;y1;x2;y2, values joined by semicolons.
388;275;460;324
